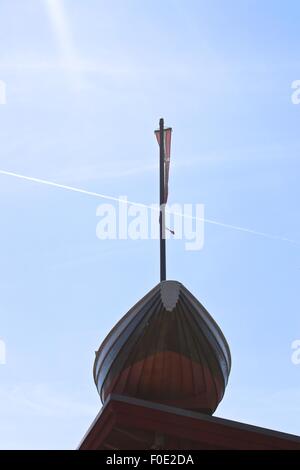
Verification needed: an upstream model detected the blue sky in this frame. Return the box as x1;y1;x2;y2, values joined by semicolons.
0;0;300;449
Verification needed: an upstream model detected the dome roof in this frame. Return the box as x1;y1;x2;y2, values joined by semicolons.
94;280;231;414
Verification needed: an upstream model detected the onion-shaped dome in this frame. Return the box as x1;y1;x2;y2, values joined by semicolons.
94;280;231;415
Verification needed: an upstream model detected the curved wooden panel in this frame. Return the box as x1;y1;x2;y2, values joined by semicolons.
94;281;231;415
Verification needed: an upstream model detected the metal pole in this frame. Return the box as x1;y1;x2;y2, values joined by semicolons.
159;118;166;282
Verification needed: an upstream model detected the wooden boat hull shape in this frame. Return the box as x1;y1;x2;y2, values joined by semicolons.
94;281;231;414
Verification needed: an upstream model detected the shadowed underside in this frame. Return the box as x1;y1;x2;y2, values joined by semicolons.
94;281;231;414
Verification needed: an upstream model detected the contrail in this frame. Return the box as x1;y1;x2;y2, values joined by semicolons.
0;169;298;245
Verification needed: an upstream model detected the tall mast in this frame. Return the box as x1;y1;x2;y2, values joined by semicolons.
159;117;166;282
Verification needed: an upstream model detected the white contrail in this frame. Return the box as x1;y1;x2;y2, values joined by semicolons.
0;169;298;245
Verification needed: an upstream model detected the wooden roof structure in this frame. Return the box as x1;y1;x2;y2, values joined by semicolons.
79;394;300;450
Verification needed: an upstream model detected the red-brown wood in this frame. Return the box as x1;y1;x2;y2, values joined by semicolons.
94;281;231;414
79;395;300;450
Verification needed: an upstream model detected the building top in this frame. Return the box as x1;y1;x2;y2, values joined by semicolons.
94;280;231;414
79;394;300;450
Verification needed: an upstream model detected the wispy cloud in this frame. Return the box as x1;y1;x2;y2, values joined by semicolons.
0;59;135;79
54;162;158;183
0;382;97;418
56;158;207;184
45;0;77;66
44;0;84;89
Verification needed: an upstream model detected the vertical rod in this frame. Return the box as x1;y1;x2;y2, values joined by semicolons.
159;117;166;282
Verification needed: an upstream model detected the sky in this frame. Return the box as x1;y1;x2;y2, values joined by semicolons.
0;0;300;449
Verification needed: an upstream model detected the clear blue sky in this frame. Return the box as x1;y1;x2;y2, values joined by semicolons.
0;0;300;449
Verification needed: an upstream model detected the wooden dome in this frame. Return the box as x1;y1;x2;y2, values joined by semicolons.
94;280;231;414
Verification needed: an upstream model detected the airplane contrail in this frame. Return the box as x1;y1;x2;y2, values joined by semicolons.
0;169;298;245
